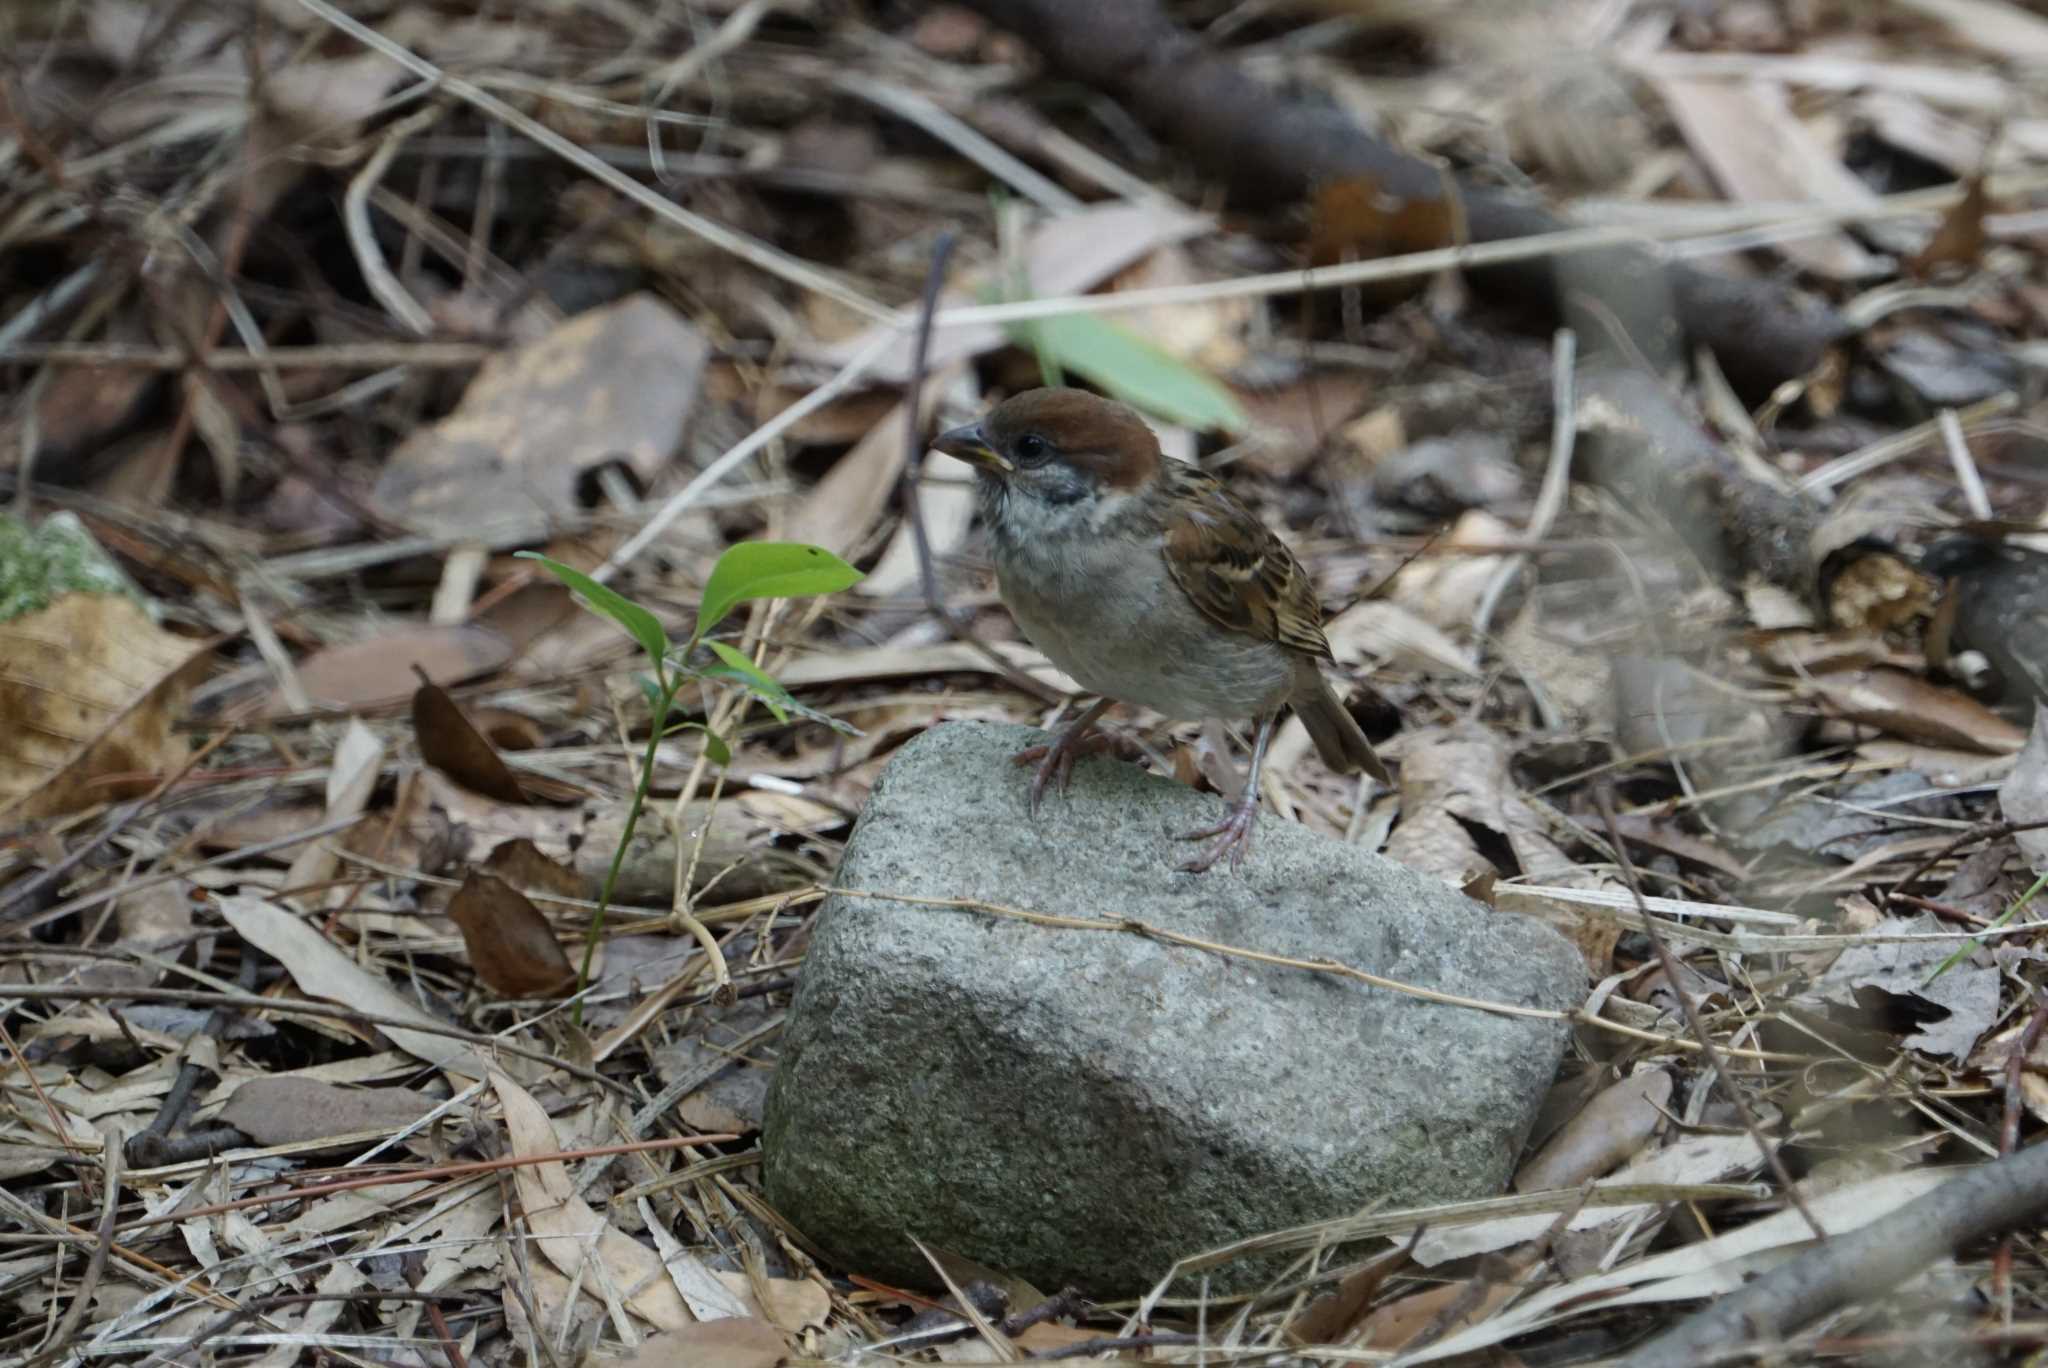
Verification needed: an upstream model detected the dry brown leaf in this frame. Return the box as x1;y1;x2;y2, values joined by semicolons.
1498;600;1614;731
1225;373;1376;479
1854;740;2019;787
261;51;399;138
1754;630;1921;676
491;1069;693;1330
467;705;547;753
1323;600;1480;677
283;622;512;713
786;397;913;559
1387;510;1514;627
1384;726;1618;973
1651;76;1886;279
1014;1323;1111;1352
2000;711;2048;875
1514;1070;1673;1192
1288;1244;1413;1345
447;872;578;998
611;1319;789;1368
857;446;979;598
1415;1131;1762;1270
1354;1258;1530;1351
75;883;195;991
371;295;710;535
408;768;586;858
218;1076;442;1146
0;591;206;822
913;1245;1045;1324
1393;1167;1952;1363
481;837;590;903
726;373;901;446
1816;911;2001;1061
1805;666;2028;753
1106;244;1250;371
17;320;158;460
218;895;486;1078
412;671;531;804
740;1274;831;1335
816;201;1211;380
1908;172;1992;276
281;719;383;912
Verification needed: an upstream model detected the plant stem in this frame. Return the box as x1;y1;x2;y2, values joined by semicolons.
574;675;677;1026
1928;868;2048;984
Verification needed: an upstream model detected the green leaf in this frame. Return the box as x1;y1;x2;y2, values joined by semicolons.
517;552;668;663
703;640;791;722
677;721;731;767
697;542;863;636
1003;312;1247;434
698;662;863;736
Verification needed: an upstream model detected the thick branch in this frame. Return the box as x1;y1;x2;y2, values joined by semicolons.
1574;358;1824;602
956;0;1847;395
1618;1140;2048;1367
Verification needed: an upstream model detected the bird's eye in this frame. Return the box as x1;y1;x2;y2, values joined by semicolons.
1014;433;1048;463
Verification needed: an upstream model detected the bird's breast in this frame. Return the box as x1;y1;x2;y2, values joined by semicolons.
992;531;1292;720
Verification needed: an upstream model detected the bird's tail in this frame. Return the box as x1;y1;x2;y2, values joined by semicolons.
1293;667;1391;783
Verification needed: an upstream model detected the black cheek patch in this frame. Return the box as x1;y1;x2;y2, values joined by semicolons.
1040;469;1091;506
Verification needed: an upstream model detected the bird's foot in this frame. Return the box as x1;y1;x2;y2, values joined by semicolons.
1177;794;1260;874
1011;726;1119;816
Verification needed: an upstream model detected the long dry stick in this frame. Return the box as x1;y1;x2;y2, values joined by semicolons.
22;1136;121;1368
0;983;617;1090
1616;1135;2048;1368
825;885;1810;1063
1593;783;1827;1241
113;1132;736;1233
291;0;887;323
897;231;1062;704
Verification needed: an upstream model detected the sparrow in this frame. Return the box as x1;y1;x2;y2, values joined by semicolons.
933;387;1390;873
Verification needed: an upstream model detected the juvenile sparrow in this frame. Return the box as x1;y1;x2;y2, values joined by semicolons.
934;388;1390;873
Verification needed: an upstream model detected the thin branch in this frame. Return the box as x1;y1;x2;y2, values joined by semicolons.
22;1135;121;1368
1593;783;1828;1240
1616;1137;2048;1368
897;231;1063;704
291;0;889;324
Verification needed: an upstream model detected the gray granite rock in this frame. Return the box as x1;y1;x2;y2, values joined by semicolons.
763;722;1585;1295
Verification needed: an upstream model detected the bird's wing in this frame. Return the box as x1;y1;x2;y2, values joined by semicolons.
1159;463;1334;661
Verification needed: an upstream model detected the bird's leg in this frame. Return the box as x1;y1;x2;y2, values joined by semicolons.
1178;712;1277;874
1011;697;1117;816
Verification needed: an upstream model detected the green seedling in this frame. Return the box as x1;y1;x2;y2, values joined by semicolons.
518;543;862;1018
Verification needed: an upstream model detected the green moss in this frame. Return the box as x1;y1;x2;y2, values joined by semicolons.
0;512;141;623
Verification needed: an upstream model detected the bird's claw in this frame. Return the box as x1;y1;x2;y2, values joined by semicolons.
1011;729;1116;816
1177;797;1259;874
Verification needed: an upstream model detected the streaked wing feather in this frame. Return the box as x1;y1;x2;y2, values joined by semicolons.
1160;465;1333;660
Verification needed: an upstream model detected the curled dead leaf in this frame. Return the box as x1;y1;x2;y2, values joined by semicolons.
490;1069;692;1329
285;622;512;713
447;871;578;998
611;1319;788;1368
0;592;205;822
413;669;530;804
219;1076;442;1147
1805;666;2027;754
371;295;710;536
1514;1070;1673;1192
1906;172;1990;277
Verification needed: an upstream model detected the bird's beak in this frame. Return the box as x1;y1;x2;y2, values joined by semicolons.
932;421;1011;473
